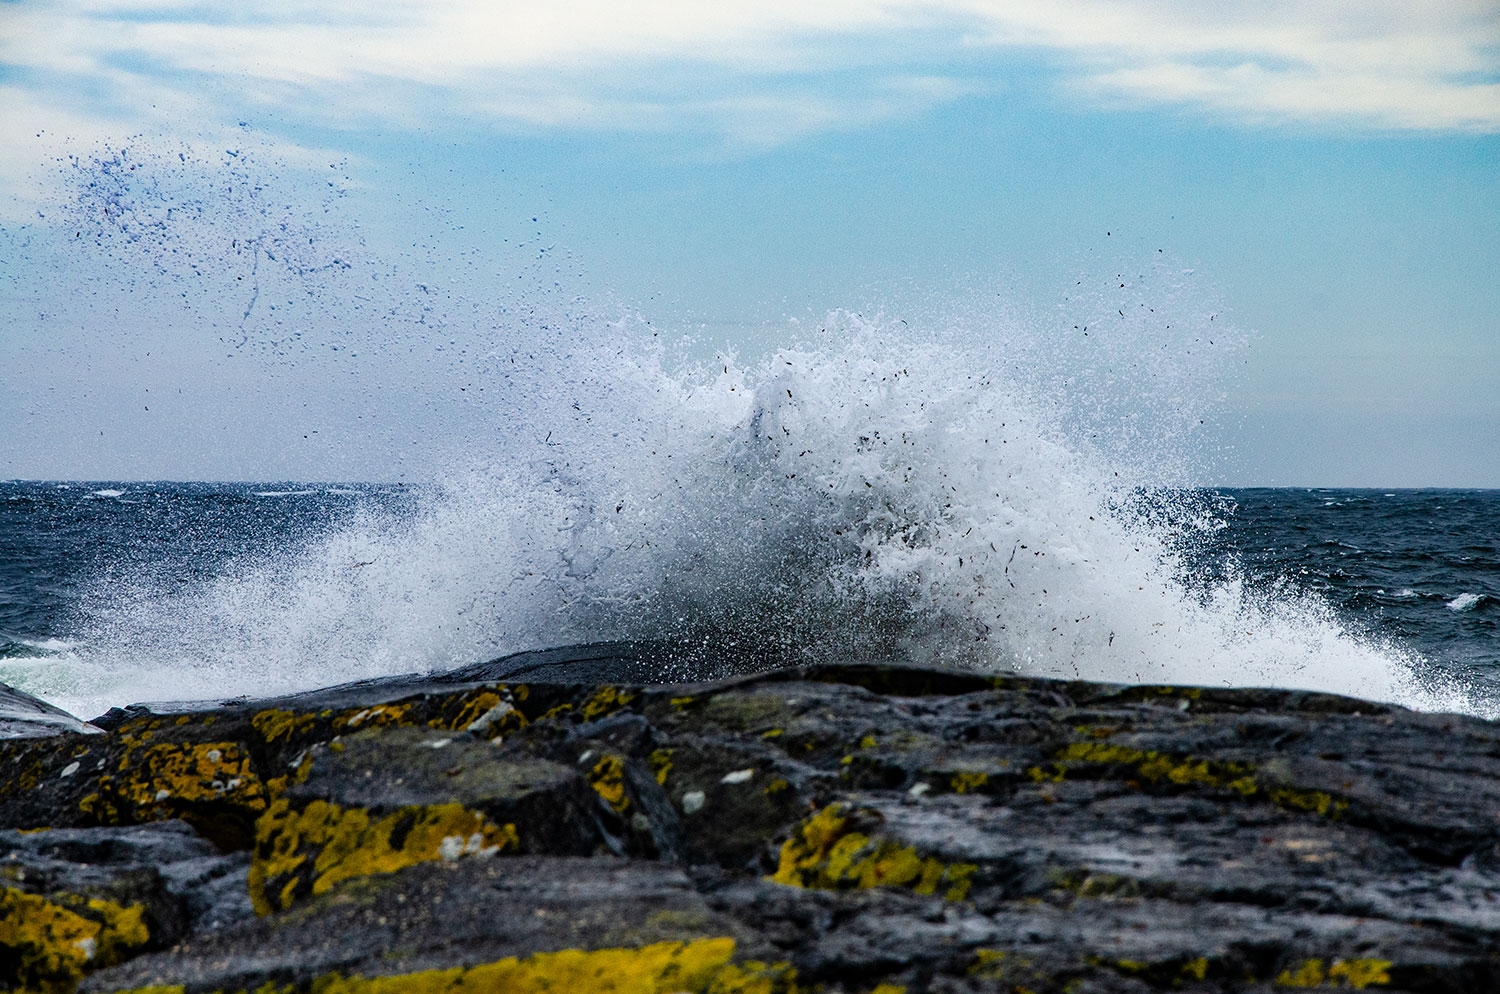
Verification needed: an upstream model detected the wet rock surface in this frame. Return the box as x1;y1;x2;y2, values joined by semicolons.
0;683;101;740
5;649;1500;992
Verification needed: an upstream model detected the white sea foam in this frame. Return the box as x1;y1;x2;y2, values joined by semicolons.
90;489;125;498
1448;592;1484;613
23;316;1473;721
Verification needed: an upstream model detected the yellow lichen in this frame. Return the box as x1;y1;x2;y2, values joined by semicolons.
82;742;267;831
287;938;799;994
1277;959;1327;987
770;804;975;902
1047;868;1141;899
1329;960;1392;988
250;799;519;914
443;692;503;731
648;749;674;786
868;986;906;994
858;735;877;749
1274;958;1393;989
253;709;320;745
968;949;1008;977
264;751;314;802
1269;788;1350;819
967;948;1052;990
1047;742;1348;818
581;686;638;722
447;690;527;735
336;703;414;732
763;779;790;797
949;771;989;795
670;696;696;710
0;886;151;993
589;754;631;813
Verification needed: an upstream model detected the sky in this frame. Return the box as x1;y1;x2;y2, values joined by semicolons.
1;0;1498;485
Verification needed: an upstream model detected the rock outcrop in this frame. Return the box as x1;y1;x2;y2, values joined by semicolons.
0;683;101;740
5;648;1500;992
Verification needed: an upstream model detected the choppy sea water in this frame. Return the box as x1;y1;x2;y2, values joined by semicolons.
1;481;1494;721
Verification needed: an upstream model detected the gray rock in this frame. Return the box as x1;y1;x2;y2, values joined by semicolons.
10;651;1500;992
0;681;101;738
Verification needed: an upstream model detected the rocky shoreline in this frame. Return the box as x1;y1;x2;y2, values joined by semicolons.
5;646;1500;992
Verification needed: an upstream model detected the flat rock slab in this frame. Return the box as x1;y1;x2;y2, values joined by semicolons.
5;652;1500;992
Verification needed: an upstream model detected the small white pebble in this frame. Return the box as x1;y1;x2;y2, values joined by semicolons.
59;762;80;779
74;937;97;961
439;835;465;861
205;749;222;763
1177;699;1191;712
466;700;516;734
577;750;595;766
908;782;931;798
425;738;452;749
720;768;754;785
154;789;171;802
681;790;706;815
226;778;242;791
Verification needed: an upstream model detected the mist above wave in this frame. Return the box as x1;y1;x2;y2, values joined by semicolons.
5;144;1471;718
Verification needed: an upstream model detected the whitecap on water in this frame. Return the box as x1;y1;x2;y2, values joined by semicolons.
1447;593;1484;613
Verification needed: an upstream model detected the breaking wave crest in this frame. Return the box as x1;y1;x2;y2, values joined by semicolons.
29;317;1468;719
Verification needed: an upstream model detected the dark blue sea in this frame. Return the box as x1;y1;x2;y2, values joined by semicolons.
1;482;1495;720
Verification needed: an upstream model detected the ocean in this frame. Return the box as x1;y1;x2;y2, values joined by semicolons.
1;480;1494;722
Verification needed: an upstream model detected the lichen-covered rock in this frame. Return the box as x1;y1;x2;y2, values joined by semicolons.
8;649;1500;992
249;725;604;913
0;821;251;992
83;857;792;993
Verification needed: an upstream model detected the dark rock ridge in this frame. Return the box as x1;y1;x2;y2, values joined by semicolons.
4;645;1500;992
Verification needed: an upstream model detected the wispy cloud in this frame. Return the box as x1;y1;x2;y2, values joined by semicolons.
960;0;1500;132
1;0;1496;172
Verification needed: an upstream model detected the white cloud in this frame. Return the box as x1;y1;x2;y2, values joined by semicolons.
0;0;1496;177
956;0;1500;132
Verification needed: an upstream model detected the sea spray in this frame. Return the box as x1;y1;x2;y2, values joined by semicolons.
18;317;1465;719
4;145;1472;718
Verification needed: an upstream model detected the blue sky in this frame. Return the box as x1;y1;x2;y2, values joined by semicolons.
1;1;1498;484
